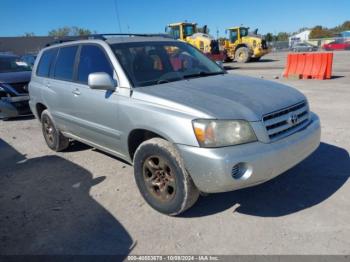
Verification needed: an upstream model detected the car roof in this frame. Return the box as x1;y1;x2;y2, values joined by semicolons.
43;35;178;49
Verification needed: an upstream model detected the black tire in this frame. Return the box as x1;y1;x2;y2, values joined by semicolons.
250;57;261;62
235;47;250;63
41;109;69;152
133;138;199;216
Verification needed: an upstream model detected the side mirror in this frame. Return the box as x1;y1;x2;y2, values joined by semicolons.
88;72;116;91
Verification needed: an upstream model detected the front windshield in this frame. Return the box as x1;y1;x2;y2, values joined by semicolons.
0;56;31;73
239;28;249;37
111;41;225;87
183;25;195;37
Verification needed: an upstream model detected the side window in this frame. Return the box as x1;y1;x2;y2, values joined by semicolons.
170;26;180;39
36;48;58;77
230;30;238;43
77;45;114;84
53;46;78;81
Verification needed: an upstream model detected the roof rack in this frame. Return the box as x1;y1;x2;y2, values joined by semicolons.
45;38;78;47
89;33;174;40
45;33;174;46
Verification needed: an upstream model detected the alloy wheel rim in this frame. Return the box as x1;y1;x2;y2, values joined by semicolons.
43;117;55;144
142;156;176;202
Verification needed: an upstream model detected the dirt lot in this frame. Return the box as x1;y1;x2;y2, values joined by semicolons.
0;51;349;256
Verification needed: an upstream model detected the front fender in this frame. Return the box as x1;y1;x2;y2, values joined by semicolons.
117;95;201;158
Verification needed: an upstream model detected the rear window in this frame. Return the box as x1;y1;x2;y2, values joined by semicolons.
53;46;78;81
36;48;58;77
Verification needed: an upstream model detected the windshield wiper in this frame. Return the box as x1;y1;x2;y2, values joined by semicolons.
183;71;225;79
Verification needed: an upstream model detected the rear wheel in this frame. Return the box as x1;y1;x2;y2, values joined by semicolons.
41;110;69;152
133;138;199;215
235;47;250;63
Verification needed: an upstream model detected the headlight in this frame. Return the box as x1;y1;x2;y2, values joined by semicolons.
192;119;257;147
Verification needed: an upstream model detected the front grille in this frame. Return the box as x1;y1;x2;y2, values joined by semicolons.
263;101;310;141
9;82;28;94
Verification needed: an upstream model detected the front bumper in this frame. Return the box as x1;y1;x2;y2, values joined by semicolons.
177;113;321;193
0;96;31;119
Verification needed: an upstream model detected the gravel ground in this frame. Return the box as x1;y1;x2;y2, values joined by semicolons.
0;51;349;256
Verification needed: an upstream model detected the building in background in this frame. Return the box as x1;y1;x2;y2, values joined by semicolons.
340;30;350;39
0;36;82;55
289;30;311;47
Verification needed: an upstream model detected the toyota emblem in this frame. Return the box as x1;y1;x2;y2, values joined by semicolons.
288;114;298;125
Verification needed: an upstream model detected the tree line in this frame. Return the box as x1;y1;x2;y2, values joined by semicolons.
24;26;94;37
264;21;350;42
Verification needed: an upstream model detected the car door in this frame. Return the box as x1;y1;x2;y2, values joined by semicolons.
298;44;307;52
68;44;123;155
45;45;80;133
330;42;343;50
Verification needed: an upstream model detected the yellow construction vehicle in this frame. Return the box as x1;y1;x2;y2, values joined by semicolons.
166;22;226;61
224;26;269;63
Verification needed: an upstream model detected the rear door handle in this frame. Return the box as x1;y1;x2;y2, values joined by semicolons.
72;88;81;96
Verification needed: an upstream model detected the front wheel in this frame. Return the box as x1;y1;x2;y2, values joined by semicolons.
235;47;250;63
133;138;199;216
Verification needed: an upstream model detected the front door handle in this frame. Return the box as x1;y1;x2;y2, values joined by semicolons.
72;88;81;96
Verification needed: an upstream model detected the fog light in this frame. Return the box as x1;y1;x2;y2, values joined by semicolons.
231;163;252;180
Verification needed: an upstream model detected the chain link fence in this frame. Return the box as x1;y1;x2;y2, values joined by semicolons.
267;36;350;52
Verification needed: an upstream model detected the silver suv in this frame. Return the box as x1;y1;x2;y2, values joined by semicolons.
29;35;321;215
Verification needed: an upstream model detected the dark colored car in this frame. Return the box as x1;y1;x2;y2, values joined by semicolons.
0;54;32;119
21;54;37;68
291;42;318;52
323;41;350;51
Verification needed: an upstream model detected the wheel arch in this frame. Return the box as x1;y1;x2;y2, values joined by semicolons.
234;43;249;52
35;103;47;121
128;128;171;162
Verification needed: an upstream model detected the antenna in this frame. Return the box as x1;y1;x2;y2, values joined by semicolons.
113;0;122;33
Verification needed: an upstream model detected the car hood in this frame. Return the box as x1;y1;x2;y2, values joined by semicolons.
0;71;31;84
132;73;306;121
